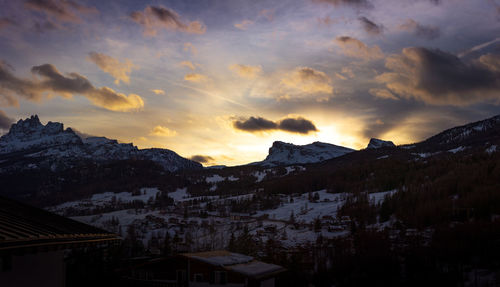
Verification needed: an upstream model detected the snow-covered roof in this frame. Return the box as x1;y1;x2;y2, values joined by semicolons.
182;250;286;278
226;261;285;278
183;250;253;266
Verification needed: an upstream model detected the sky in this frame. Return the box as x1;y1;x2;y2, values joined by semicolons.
0;0;499;166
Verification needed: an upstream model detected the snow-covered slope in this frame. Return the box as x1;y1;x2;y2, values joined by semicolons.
0;115;202;172
366;138;396;149
255;141;355;167
0;115;82;153
421;115;500;147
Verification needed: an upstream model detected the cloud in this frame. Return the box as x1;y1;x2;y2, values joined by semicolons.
150;125;176;137
258;9;274;21
189;154;215;164
229;64;262;79
311;0;373;9
359;17;383;35
0;110;14;130
458;38;500;58
280;67;333;95
335;36;384;61
341;67;355;78
33;20;59;33
180;61;196;70
184;73;207;82
0;61;144;112
0;18;15;30
87;52;135;85
71;127;94;139
151;89;165;95
25;0;97;23
479;54;500;72
279;117;318;134
369;88;399;100
400;19;440;40
233;116;318;134
183;42;197;55
318;16;338;26
233;116;278;132
130;5;206;36
376;47;500;105
234;19;254;30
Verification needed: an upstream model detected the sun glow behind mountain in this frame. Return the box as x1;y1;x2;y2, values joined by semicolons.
0;0;499;166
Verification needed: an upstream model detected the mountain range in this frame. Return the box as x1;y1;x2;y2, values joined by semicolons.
0;114;499;207
0;115;396;172
0;115;202;172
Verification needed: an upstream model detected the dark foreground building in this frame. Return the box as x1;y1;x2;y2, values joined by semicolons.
0;196;120;287
122;250;286;287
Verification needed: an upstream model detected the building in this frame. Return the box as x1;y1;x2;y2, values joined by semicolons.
122;250;286;287
0;196;120;287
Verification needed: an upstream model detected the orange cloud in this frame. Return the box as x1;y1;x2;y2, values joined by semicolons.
229;64;262;79
280;67;333;95
150;125;177;137
151;89;165;95
130;5;206;36
334;36;384;61
234;19;254;30
88;52;135;85
184;73;207;82
180;61;196;70
0;61;143;112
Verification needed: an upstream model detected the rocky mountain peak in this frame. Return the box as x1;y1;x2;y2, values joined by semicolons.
367;138;396;149
259;141;355;167
0;115;202;172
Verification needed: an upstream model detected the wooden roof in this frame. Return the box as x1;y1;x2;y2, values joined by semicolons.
0;196;119;252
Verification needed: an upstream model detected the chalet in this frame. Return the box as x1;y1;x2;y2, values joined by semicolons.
122;250;286;287
0;196;120;287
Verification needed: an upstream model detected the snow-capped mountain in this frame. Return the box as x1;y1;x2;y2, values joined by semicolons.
366;138;396;149
254;141;355;167
0;115;82;153
0;115;202;172
420;115;500;148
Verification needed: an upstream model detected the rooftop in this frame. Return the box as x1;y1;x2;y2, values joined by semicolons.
182;250;286;279
0;196;119;252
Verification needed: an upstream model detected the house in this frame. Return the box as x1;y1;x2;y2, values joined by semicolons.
0;196;120;287
122;250;286;287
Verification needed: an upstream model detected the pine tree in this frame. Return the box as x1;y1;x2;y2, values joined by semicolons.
163;232;172;256
228;232;236;252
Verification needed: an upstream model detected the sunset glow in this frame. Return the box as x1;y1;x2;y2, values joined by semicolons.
0;0;499;165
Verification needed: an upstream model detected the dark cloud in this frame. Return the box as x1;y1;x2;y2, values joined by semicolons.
311;0;373;9
233;116;317;134
358;17;383;35
25;0;97;23
71;128;94;139
400;19;440;40
0;18;16;30
0;110;14;130
335;36;384;60
130;5;206;36
33;20;58;33
190;155;215;164
376;47;500;105
233;116;278;132
278;117;318;134
0;61;143;112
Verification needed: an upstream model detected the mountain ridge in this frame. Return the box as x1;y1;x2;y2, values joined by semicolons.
0;115;202;172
